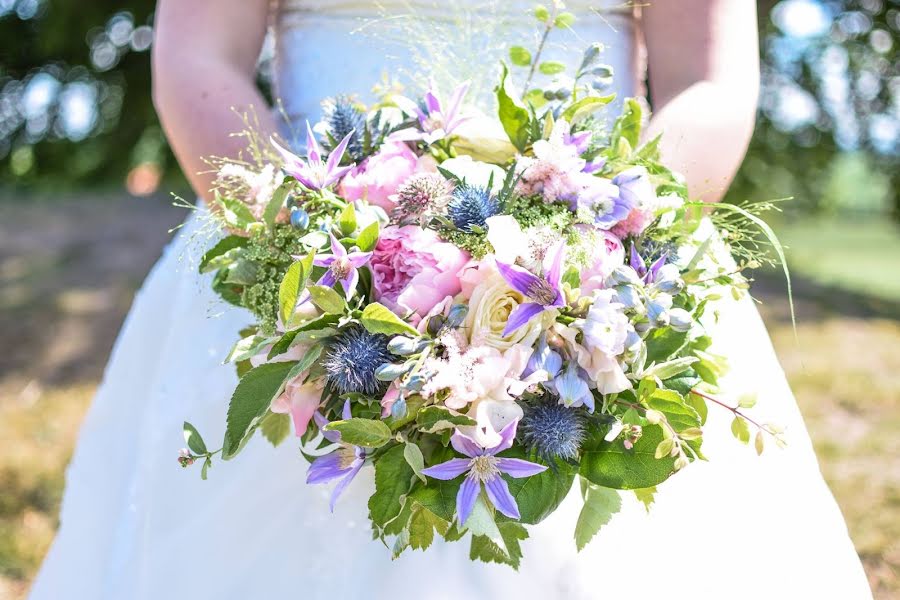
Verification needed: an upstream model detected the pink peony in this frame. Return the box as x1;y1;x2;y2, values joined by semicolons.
610;207;654;239
579;226;625;295
338;141;423;212
370;225;469;321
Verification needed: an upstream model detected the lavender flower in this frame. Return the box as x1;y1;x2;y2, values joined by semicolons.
392;80;472;145
306;401;366;511
313;233;372;299
553;361;595;412
421;421;547;524
272;121;354;191
496;240;567;336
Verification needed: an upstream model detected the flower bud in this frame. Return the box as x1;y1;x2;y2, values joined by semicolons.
668;308;693;332
650;264;683;294
445;304;468;329
388;336;420;356
614;285;644;312
647;293;673;326
290;207;310;230
608;265;642;287
375;362;412;381
426;315;446;336
404;374;426;392
390;395;408;419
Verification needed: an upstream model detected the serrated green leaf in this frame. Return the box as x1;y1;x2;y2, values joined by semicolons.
731;416;751;444
609;97;642;151
633;486;656;512
580;425;677;489
324;418;392;448
278;259;309;325
225;334;273;364
183;421;207;455
263;182;291;230
642;357;699;381
308;285;348;314
368;444;414;527
509;45;532;66
644;327;689;364
282;342;324;383
469;521;528;569
404;442;427;483
199;235;248;273
409;479;461;522
356;221;380;252
495;63;533;152
560;94;615;124
338;203;357;236
215;192;256;229
415;406;476;433
502;448;576;524
647;389;701;433
360;302;418;336
259;411;291;447
538;60;566;75
223;361;297;459
223;259;258;285
268;313;337;359
408;507;436;550
575;484;621;551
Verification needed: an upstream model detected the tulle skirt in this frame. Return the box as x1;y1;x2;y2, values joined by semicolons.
30;209;872;599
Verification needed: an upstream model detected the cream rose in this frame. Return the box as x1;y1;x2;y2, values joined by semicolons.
462;264;555;352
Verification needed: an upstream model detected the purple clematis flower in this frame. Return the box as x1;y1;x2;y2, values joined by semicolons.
496;240;567;336
421;421;547;525
314;232;372;299
306;400;366;511
392;80;472;145
272;121;355;191
629;244;666;284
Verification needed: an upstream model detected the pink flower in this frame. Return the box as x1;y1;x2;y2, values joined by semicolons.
610;207;654;238
370;225;469;321
338;141;421;212
579;226;625;295
271;377;323;437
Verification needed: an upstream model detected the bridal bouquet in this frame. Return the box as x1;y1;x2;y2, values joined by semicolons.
179;10;786;567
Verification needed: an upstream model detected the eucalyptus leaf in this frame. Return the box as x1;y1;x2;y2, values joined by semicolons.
509;45;532;67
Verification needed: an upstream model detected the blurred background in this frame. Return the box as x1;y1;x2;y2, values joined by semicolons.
0;0;897;597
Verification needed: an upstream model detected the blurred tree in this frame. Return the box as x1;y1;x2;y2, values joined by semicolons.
728;0;898;218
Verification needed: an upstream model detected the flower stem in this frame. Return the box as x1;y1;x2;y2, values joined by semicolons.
523;5;559;95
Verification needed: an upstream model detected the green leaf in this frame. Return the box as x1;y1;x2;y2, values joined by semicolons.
408;506;450;550
415;406;477;434
502;448;577;524
268;313;338;359
470;521;528;569
308;285;348;314
223;361;297;459
201;457;211;480
524;88;547;109
360;302;418;336
199;235;248;273
641;357;698;381
538;60;566;75
554;11;576;28
533;5;550;22
580;425;677;490
508;45;532;67
386;394;425;431
404;442;427;483
259;411;291;447
575;483;621;551
463;495;504;543
282;342;324;383
368;444;414;527
663;369;701;397
215;192;256;229
731;416;751;444
225;334;273;364
560;94;616;125
324;418;392;448
183;421;207;455
356;221;380;252
278;259;310;325
646;389;701;433
338;203;357;236
633;486;657;512
495;63;533;152
609;97;642;150
644;327;689;364
224;259;258;285
409;479;461;522
263;182;291;230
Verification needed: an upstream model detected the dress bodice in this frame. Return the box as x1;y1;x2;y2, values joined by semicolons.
271;0;641;139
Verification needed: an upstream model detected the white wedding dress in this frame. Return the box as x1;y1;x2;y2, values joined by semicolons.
30;2;872;598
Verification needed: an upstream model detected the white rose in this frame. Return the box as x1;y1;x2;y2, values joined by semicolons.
463;266;555;352
440;156;505;192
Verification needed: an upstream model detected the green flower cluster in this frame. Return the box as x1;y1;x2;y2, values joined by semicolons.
240;225;307;334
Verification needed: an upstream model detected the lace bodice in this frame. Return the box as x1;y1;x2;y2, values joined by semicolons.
271;0;641;139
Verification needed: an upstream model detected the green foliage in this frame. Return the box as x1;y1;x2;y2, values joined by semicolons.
307;285;347;314
495;63;535;152
222;361;296;459
182;421;207;455
409;479;461;522
574;483;621;551
259;411;291;447
469;521;529;569
368;444;414;528
415;406;476;433
278;256;312;325
501;448;577;525
508;46;532;67
360;302;419;336
323;418;392;448
580;424;677;490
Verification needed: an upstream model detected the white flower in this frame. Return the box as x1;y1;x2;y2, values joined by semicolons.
485;215;529;264
580;289;629;356
452;113;518;164
440;156;505;192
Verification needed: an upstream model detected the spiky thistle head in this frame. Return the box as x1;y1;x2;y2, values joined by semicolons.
323;325;393;396
519;401;587;462
447;182;500;232
322;96;367;161
393;173;454;223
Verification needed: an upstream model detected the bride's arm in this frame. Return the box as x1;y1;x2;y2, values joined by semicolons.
641;0;760;202
152;0;276;203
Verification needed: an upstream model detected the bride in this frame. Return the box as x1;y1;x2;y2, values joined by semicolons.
30;1;872;598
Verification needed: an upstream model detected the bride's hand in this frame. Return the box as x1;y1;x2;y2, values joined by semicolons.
153;0;277;204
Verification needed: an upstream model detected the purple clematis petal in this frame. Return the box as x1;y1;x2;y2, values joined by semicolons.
314;411;342;443
496;261;543;298
317;270;337;289
304;122;322;164
328;457;364;512
347;251;373;268
450;430;482;458
630;244;647;276
502;302;545;337
583;158;606;174
496;457;549;478
314;255;337;268
329;232;346;257
484;475;520;520
456;477;480;525
646;254;667;284
486;420;519;455
543;241;566;292
340;399;352;420
339;268;359;299
324;132;354;179
421;458;472;480
424;88;441;115
306;451;350;484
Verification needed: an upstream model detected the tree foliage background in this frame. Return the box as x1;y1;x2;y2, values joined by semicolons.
0;0;897;216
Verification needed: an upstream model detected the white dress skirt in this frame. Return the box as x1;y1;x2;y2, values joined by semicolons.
30;1;873;598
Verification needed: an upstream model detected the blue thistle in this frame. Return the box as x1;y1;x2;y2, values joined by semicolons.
519;402;587;462
323;325;392;396
447;183;500;232
322;96;366;161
